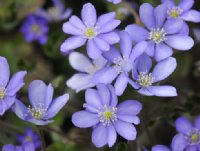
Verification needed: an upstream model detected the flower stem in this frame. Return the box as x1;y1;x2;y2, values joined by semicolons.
37;126;46;151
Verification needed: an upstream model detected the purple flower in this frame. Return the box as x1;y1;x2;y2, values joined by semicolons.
35;0;72;22
161;0;200;23
18;128;41;149
13;80;69;125
2;141;35;151
21;15;49;45
171;116;200;151
152;145;171;151
125;3;194;62
92;31;148;96
0;56;27;116
107;0;121;4
66;52;108;92
129;54;177;97
60;3;120;59
72;84;142;147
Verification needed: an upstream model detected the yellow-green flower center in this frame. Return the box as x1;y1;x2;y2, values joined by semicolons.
84;27;98;39
0;87;6;100
27;104;47;119
137;72;154;87
191;133;199;142
103;111;113;120
167;7;182;18
149;28;167;44
31;25;41;34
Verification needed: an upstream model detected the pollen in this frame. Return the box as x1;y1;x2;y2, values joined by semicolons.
149;28;167;44
98;105;117;126
0;87;6;100
27;104;47;119
191;133;199;142
84;27;98;39
137;72;154;87
167;7;182;18
185;129;200;145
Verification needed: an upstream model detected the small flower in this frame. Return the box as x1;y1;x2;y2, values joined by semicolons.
125;3;194;61
35;0;72;22
107;0;121;4
21;15;49;45
13;80;69;125
18;128;41;149
60;3;120;59
129;54;177;97
2;141;35;151
66;52;108;92
0;56;27;116
72;84;142;147
162;0;200;23
171;116;200;151
92;31;148;96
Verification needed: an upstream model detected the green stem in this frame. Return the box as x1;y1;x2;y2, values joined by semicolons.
37;126;46;151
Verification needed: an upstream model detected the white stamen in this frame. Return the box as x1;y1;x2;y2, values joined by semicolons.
149;28;167;44
137;71;154;87
113;56;132;74
167;6;183;18
27;103;47;119
0;87;6;100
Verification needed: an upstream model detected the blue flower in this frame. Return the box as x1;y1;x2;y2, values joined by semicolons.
151;145;171;151
13;80;69;125
2;141;35;151
60;3;120;59
35;0;72;22
72;84;142;147
17;128;41;149
129;54;177;97
21;15;49;45
0;56;27;116
125;3;194;61
171;116;200;151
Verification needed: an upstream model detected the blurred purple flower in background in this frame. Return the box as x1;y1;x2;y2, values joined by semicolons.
125;3;194;61
21;15;49;45
93;31;147;96
151;145;171;151
0;56;27;116
171;116;200;151
18;128;41;149
72;84;142;147
107;0;121;4
36;0;72;22
2;141;35;151
60;3;120;59
66;52;108;92
129;54;177;97
13;80;69;125
161;0;200;23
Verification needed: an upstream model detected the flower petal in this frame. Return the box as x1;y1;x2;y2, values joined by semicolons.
163;19;184;34
81;3;96;27
155;43;173;62
94;37;110;51
114;120;137;140
181;10;200;23
60;36;87;54
175;117;193;134
99;19;120;34
92;123;108;147
28;119;53;125
154;4;167;28
103;46;121;63
117;100;142;115
165;35;194;50
72;111;99;128
44;94;69;119
152;57;176;82
108;85;118;107
12;99;28;120
0;56;10;87
178;0;194;12
114;73;128;96
138;87;154;96
2;144;16;151
87;39;102;59
152;145;170;151
117;115;140;125
107;125;117;147
125;24;149;42
194;116;200;130
98;32;120;45
85;89;102;108
161;0;175;7
130;41;148;61
96;84;110;106
145;41;155;56
179;21;189;35
148;86;177;97
171;133;186;151
69;52;93;72
62;22;82;35
139;3;155;30
136;53;152;73
6;71;27;96
69;15;85;30
3;96;15;113
0;100;7;116
22;142;35;151
97;12;115;27
119;31;132;58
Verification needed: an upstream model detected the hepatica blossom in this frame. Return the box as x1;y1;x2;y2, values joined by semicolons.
162;0;200;23
2;142;35;151
125;3;194;61
72;84;142;147
0;56;27;116
93;31;147;96
36;0;72;22
66;52;108;92
129;54;177;97
21;15;49;45
18;128;41;149
13;80;69;125
60;3;120;59
107;0;121;4
171;116;200;151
